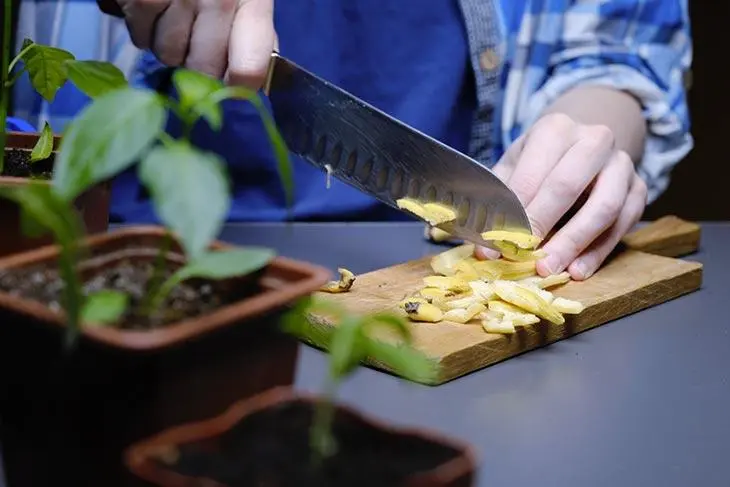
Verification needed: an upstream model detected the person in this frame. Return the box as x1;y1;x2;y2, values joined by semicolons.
97;0;693;281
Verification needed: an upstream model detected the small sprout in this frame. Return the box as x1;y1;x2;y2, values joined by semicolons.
320;267;356;293
404;301;443;323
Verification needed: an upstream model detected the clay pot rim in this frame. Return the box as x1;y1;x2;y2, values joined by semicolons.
125;385;477;487
0;225;332;352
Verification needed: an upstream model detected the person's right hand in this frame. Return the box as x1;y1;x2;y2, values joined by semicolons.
117;0;276;89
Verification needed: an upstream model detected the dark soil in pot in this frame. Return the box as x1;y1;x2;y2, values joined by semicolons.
156;400;462;487
3;148;55;179
0;255;259;329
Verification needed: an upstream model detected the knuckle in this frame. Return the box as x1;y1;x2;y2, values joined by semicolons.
634;175;649;204
549;174;582;201
537;112;576;135
579;124;615;150
594;198;623;224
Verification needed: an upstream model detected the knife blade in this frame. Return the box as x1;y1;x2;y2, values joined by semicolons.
264;52;532;247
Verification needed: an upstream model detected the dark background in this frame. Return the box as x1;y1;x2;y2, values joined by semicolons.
2;1;727;221
644;2;730;221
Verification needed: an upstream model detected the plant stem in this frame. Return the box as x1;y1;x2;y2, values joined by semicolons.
1;0;13;174
309;381;339;467
141;230;173;316
59;241;83;349
7;43;33;75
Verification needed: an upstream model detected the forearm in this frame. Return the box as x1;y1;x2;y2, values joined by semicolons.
538;85;647;164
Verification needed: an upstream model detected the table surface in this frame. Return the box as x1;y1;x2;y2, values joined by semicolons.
2;221;727;487
219;221;729;487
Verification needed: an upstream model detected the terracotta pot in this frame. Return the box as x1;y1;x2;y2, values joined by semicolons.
125;386;477;487
0;131;111;257
0;226;331;487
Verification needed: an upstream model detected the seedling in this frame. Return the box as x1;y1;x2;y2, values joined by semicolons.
281;296;439;465
1;0;128;173
0;31;294;345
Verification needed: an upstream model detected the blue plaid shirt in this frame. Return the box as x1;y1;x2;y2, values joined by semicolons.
11;0;692;206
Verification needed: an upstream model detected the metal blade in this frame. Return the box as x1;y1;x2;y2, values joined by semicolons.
264;52;532;246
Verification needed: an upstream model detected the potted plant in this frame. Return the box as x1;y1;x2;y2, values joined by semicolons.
1;0;127;256
0;44;331;486
125;298;477;487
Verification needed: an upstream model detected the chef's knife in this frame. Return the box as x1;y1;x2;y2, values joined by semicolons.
264;52;532;246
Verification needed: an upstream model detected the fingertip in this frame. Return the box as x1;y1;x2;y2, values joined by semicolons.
475;246;500;260
567;259;593;281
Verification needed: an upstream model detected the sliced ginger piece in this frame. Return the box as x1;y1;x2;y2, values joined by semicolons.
443;303;486;324
430;244;475;276
425;225;453;243
480;230;541;250
443;294;485;310
468;280;495;301
480;311;517;335
552;297;585;314
487;300;540;326
320;267;356;293
454;260;480;281
494;241;547;262
520;272;571;289
396;198;456;226
472;259;537;281
423;276;471;294
492;280;564;325
404;301;444;323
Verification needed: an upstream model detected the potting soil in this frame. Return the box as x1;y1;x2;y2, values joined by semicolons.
3;149;55;179
156;400;461;487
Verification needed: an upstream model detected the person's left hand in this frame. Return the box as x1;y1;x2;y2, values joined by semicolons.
476;113;648;280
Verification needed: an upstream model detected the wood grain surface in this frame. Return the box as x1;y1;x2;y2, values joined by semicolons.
302;216;704;385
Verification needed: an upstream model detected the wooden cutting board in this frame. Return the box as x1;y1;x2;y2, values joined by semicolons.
302;216;704;385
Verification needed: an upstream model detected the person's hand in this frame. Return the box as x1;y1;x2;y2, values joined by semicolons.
117;0;276;88
477;113;648;280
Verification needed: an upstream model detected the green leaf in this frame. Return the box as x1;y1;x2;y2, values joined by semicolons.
0;183;85;345
65;60;128;98
81;290;128;325
19;41;75;101
328;317;367;380
366;341;439;384
19;205;49;238
30;122;54;162
228;87;294;209
139;141;230;260
53;87;166;201
172;69;224;130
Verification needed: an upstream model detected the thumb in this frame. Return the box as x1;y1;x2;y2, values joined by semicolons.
226;0;276;90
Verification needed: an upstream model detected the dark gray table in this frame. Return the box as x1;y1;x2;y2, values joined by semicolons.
1;222;726;487
218;221;729;487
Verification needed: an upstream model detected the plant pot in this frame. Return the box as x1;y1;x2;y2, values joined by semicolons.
0;131;111;257
125;386;476;487
0;226;331;487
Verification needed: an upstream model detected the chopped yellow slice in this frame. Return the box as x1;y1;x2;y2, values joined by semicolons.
424;225;453;243
430;244;475;276
487;300;540;326
480;230;542;249
443;303;486;323
468;280;496;300
519;272;571;290
443;294;485;310
552;297;585;314
396;198;456;226
398;296;429;309
404;301;444;322
454;260;480;281
492;280;565;325
472;259;537;281
423;276;471;293
494;241;546;262
320;267;356;293
481;316;516;335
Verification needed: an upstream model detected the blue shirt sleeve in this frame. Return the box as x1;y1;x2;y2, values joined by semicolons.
500;0;693;204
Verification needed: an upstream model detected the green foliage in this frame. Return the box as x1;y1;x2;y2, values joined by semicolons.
0;183;86;346
149;247;276;311
139;141;230;260
53;87;166;201
81;290;129;325
64;60;127;99
30;122;54;162
172;69;224;130
282;297;439;463
17;39;74;101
